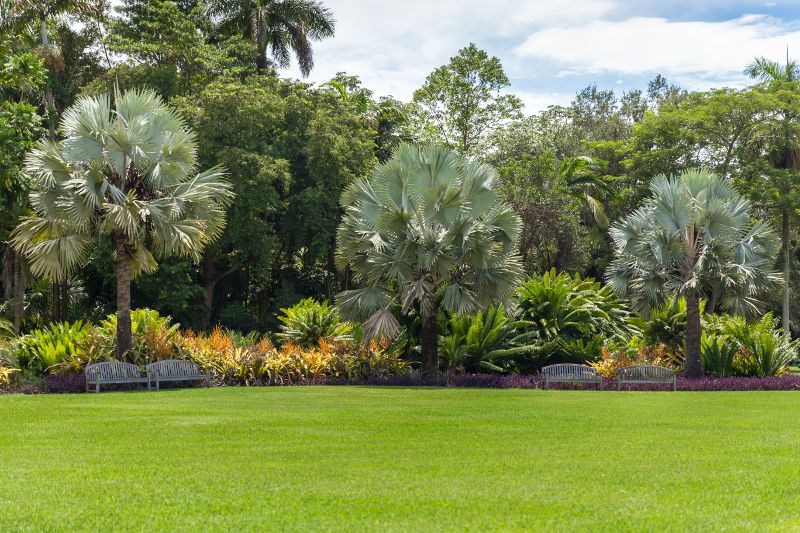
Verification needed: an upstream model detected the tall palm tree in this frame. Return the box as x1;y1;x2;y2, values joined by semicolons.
208;0;335;76
745;55;800;333
335;143;524;379
12;88;234;357
607;168;780;377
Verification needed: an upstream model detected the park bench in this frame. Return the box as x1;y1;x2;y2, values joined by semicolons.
541;363;602;389
85;361;149;393
615;365;677;391
147;359;210;390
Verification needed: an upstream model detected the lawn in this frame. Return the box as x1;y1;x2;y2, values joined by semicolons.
2;388;800;531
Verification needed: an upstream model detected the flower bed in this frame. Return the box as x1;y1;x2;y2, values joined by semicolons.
5;373;800;394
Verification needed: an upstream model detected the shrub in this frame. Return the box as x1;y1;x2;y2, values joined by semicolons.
439;305;536;374
639;300;688;358
703;313;797;377
701;334;737;376
16;321;93;374
177;327;409;386
515;269;635;340
591;338;677;379
277;298;353;348
98;308;180;365
511;270;636;368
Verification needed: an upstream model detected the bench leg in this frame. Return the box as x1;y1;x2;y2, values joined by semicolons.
617;381;621;391
96;382;100;393
543;378;548;390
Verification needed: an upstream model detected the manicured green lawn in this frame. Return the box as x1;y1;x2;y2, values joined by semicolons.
2;387;800;531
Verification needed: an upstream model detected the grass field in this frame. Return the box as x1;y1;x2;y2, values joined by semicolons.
2;387;800;531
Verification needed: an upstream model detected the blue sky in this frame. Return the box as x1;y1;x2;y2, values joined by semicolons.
285;0;800;112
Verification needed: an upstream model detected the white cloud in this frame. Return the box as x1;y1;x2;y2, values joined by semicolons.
285;0;618;103
515;14;800;87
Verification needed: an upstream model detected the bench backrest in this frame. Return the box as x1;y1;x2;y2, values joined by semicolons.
85;361;141;380
542;363;598;379
147;359;202;377
616;365;675;380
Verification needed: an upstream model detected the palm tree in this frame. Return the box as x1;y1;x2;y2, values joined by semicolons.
335;143;524;379
208;0;335;76
744;55;800;333
3;0;97;138
555;156;615;228
12;88;234;357
607;168;779;377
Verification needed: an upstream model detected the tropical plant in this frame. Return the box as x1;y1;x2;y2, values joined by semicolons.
98;308;180;365
207;0;335;76
607;168;780;377
0;319;14;340
639;299;688;359
12;88;233;358
276;298;353;347
591;339;676;379
704;313;798;377
335;143;524;378
439;304;536;373
556;156;615;228
700;334;737;377
514;269;635;342
15;320;92;374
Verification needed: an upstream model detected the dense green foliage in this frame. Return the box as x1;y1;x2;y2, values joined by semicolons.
1;0;799;380
4;388;800;529
276;298;353;347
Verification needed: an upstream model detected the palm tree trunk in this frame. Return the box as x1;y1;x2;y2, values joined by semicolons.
683;291;702;378
40;16;57;140
114;235;133;359
12;251;25;335
420;293;439;382
782;208;791;333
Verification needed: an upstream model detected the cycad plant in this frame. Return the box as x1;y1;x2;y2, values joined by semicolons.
607;169;779;377
515;269;635;341
276;298;353;348
439;304;537;373
13;89;233;358
335;143;524;378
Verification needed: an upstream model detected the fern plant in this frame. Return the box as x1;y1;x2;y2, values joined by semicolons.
277;298;353;348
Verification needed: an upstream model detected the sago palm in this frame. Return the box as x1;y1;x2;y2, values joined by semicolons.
607;168;779;377
208;0;335;76
13;88;233;357
335;143;524;378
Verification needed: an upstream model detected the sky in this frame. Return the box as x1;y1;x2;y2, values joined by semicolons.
284;0;800;112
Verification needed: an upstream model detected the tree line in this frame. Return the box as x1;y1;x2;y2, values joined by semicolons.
1;0;799;345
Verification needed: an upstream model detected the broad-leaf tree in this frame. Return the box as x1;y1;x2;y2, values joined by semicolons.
208;0;335;76
12;88;233;357
607;168;779;377
413;43;522;155
743;56;800;333
335;143;524;378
